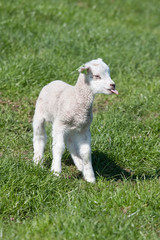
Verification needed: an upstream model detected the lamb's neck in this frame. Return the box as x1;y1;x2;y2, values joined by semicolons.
75;73;94;111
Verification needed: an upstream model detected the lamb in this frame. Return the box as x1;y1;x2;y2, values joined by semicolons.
33;58;118;183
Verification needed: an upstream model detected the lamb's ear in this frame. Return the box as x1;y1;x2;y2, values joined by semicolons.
79;66;92;75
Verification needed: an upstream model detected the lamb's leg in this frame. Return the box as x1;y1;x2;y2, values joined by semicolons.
66;135;83;172
51;124;65;176
33;115;46;165
79;129;96;183
70;153;83;172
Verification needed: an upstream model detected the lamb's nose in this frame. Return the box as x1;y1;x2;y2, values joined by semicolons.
110;83;115;89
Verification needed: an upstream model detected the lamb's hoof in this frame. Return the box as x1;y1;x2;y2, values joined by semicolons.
52;170;60;177
85;177;96;183
33;158;44;168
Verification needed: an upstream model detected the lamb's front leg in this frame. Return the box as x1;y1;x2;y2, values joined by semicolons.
51;124;65;176
79;129;96;183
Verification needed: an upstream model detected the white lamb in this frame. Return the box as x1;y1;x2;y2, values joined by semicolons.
33;58;118;183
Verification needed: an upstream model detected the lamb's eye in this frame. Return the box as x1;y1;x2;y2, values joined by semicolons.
94;75;101;80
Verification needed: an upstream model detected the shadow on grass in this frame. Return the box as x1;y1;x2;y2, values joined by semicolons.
92;150;131;180
92;151;160;181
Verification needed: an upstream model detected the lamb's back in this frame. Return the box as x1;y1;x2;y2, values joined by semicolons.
36;80;73;122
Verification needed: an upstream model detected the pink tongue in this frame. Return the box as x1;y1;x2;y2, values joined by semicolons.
111;89;119;95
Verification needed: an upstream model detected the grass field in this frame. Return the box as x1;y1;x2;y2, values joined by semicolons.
0;0;160;239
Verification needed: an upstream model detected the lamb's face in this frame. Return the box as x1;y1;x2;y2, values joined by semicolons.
80;58;118;95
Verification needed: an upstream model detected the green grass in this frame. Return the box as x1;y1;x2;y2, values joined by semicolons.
0;0;160;239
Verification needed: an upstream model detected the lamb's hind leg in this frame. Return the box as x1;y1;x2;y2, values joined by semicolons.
66;130;95;183
78;129;95;183
33;114;46;165
66;134;83;172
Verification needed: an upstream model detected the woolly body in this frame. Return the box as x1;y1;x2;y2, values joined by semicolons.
36;74;93;130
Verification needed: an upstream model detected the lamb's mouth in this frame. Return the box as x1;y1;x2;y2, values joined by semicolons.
109;89;119;95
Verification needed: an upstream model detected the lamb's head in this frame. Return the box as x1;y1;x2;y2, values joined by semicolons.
79;58;118;95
